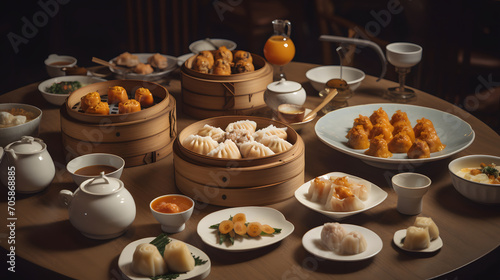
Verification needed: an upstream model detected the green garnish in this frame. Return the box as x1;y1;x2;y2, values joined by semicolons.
146;233;207;280
481;163;499;178
46;81;82;94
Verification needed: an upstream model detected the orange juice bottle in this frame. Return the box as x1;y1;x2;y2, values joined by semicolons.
263;35;295;66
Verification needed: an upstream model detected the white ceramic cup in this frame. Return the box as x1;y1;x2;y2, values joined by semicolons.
150;194;194;233
44;54;77;77
392;172;431;215
386;43;422;68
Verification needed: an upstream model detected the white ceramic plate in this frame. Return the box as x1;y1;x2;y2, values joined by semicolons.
38;75;106;106
302;224;383;261
393;229;443;253
109;53;178;80
178;53;195;66
118;237;211;280
189;39;237;53
197;206;294;252
315;103;475;169
295;172;387;220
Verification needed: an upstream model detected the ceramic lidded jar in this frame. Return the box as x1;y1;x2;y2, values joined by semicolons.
59;172;136;239
0;136;55;193
264;78;306;111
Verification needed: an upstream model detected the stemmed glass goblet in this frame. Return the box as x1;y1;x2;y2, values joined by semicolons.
386;42;422;100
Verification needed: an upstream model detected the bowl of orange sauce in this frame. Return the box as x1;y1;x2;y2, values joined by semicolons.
66;153;125;186
150;194;195;233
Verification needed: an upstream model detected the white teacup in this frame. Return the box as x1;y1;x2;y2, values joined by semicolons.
150;194;194;233
44;54;77;77
392;172;431;215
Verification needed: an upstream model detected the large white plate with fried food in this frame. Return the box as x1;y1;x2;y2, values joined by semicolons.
315;103;475;169
118;237;211;280
302;224;383;261
197;206;294;252
294;172;387;220
109;53;177;80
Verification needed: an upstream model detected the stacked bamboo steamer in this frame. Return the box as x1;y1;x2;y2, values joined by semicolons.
173;116;304;207
60;80;176;167
180;52;273;118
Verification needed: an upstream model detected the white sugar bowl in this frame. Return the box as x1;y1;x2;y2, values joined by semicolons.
59;172;136;239
264;78;306;111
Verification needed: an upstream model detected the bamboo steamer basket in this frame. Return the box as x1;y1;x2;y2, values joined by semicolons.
181;52;273;119
173;116;305;206
60;80;176;167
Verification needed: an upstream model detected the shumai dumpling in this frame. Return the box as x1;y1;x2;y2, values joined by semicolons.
347;125;370;149
108;86;129;104
321;222;347;252
225;129;254;146
418;130;445;153
118;99;141;114
233;50;253;63
85;101;109;115
308;177;333;204
197;124;226;142
198;51;214;68
182;134;218;155
192;55;211;74
233;60;254;73
369;123;393;142
369;107;390;125
212;59;232;75
413;118;435;138
390;109;410;125
240;140;275;158
225;120;257;133
80;91;101;112
393;121;416;142
207;139;241;159
259;135;292;153
134;63;154;75
214;45;233;62
340;231;367;255
253;125;287;141
148;53;168;69
365;134;393;158
116;52;139;67
407;139;431;159
388;132;413;153
352;115;373;135
135;87;154;107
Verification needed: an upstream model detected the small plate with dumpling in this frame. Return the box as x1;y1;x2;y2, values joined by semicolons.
109;53;178;81
302;224;383;261
118;237;211;280
294;172;387;220
393;229;443;253
393;216;443;253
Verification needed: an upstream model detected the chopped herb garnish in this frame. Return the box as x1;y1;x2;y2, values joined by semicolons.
46;81;82;95
481;163;499;178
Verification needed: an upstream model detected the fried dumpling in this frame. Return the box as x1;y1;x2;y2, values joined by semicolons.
365;134;392;158
233;60;254;73
225;120;257;133
414;217;439;241
393;121;415;142
197;124;226;142
233;50;253;63
418;130;445;153
390;109;410;125
80;91;101;112
148;53;168;69
191;55;211;73
340;231;367;255
116;52;139;67
207;139;241;159
135;87;154;107
413;118;435;138
225;129;254;146
253;125;287;142
132;243;168;277
403;226;430;250
108;86;128;104
239;140;275;158
134;63;154;75
258;135;292;153
308;177;333;204
407;139;431;159
118;99;141;114
369;107;390;125
347;125;370;149
163;240;195;273
369;123;393;141
214;45;233;63
352;115;373;135
212;59;232;75
388;132;413;153
198;50;214;68
182;134;218;155
321;222;347;252
85;101;109;115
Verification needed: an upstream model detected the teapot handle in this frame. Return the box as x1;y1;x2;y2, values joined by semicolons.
0;147;3;164
59;190;74;207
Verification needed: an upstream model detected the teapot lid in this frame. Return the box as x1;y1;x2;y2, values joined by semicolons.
6;136;45;154
267;78;302;93
81;172;123;195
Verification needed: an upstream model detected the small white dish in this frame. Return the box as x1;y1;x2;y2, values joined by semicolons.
272;108;316;131
38;75;106;106
178;53;195;66
189;39;237;53
44;54;77;77
306;66;365;92
118;237;211;280
196;206;294;252
302;224;383;261
294;172;387;220
109;53;177;81
315;103;475;169
393;229;443;253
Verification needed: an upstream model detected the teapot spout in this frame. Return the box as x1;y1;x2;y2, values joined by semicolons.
4;148;17;161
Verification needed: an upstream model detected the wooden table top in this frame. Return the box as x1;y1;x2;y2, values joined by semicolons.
1;62;500;280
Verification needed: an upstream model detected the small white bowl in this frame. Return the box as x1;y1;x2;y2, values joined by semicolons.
150;194;195;233
44;54;77;77
38;76;106;106
66;153;125;186
448;155;500;204
392;173;431;215
306;66;365;92
189;39;237;54
0;103;42;147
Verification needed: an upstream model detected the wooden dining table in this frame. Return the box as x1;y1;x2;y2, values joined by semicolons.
1;61;500;280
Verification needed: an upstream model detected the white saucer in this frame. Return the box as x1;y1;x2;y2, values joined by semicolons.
393;229;443;253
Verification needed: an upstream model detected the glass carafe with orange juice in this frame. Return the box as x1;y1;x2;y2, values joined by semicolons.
264;19;295;80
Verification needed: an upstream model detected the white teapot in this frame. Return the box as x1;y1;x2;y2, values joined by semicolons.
59;172;136;239
264;78;306;111
0;136;55;193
